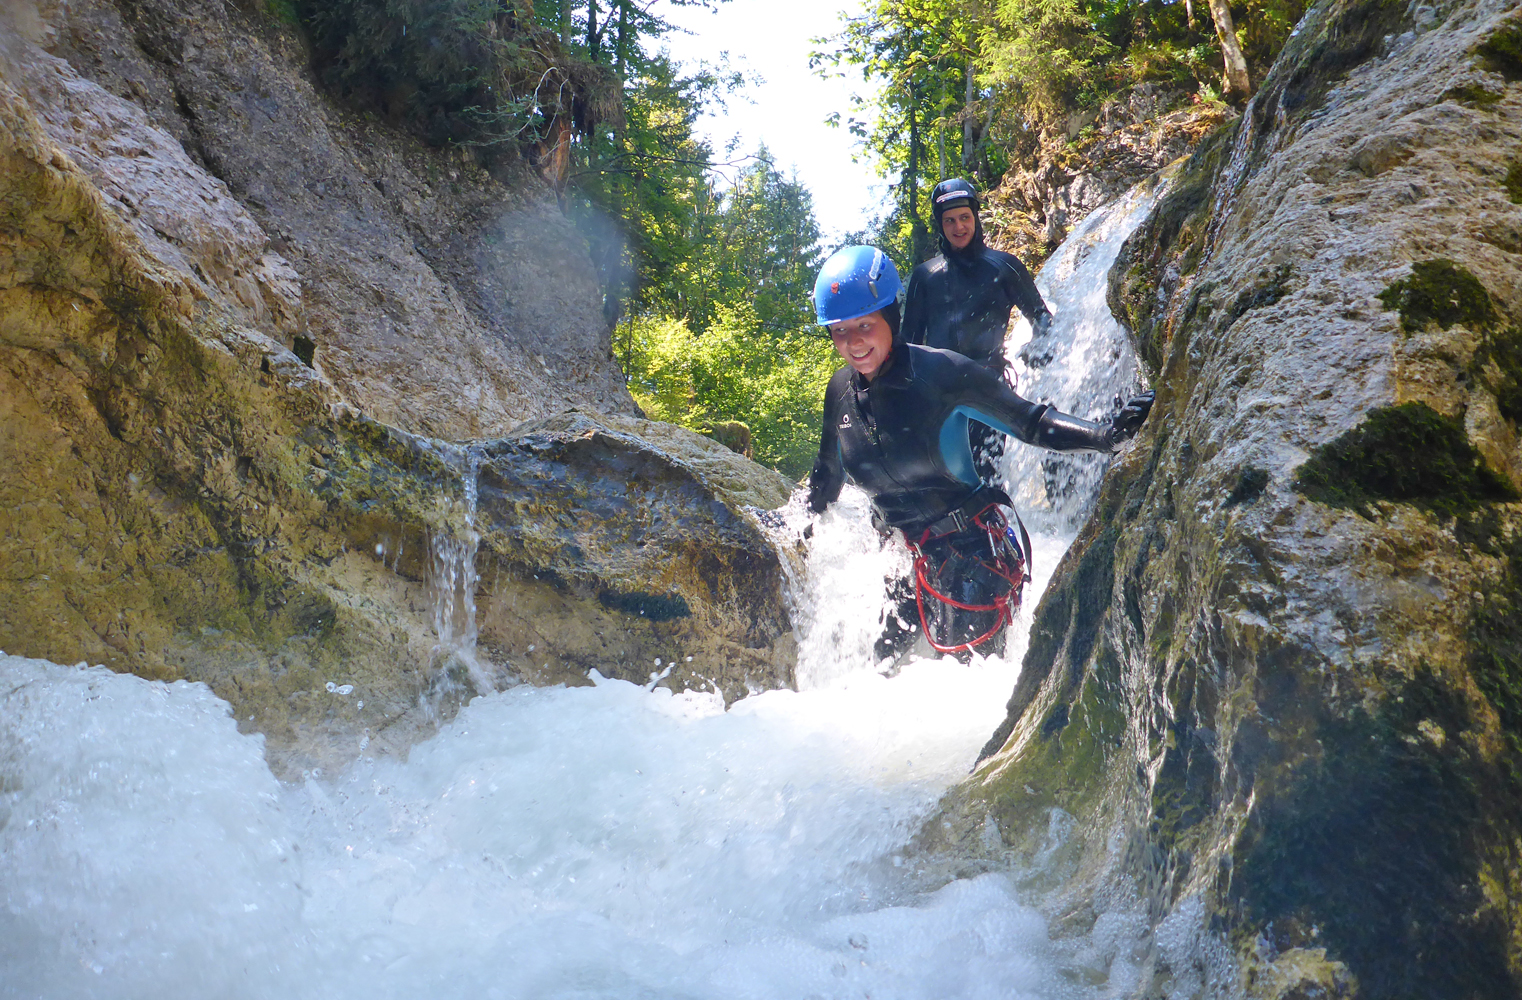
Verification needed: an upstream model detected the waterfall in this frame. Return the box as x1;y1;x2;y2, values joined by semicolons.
998;169;1175;534
777;169;1173;686
423;443;498;709
0;176;1172;1000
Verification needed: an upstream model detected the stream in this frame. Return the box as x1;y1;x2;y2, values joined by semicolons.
0;175;1172;1000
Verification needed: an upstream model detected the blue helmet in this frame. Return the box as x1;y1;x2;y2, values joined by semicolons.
813;245;903;325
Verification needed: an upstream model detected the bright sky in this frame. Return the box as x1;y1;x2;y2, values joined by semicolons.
654;0;886;244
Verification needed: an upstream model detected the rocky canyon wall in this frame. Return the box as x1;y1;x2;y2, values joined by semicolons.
0;0;796;777
930;0;1522;996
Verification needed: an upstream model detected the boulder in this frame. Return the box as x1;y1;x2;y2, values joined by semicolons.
927;0;1522;994
0;29;794;779
24;0;636;438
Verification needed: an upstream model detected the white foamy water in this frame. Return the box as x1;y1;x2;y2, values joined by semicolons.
0;180;1169;1000
1002;172;1175;534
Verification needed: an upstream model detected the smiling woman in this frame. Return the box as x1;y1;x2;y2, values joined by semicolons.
827;311;895;380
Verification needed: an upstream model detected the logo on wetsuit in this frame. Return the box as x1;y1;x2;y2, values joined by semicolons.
839;413;852;429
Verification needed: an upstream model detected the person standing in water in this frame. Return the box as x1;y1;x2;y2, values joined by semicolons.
902;178;1057;486
808;245;1153;659
901;178;1052;375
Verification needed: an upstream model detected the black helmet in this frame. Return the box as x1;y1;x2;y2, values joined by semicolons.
931;178;983;256
931;178;979;227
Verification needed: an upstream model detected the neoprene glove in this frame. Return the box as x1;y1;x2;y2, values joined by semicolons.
1108;391;1155;446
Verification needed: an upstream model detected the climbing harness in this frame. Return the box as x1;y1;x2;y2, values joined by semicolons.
906;500;1030;655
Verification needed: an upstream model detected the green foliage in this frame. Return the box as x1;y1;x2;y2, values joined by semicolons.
620;307;841;479
293;0;583;146
265;0;300;26
813;0;1306;262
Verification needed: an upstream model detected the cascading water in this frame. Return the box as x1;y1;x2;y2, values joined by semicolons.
1000;170;1176;535
423;444;499;709
0;176;1169;1000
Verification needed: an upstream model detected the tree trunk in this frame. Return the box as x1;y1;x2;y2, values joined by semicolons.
905;77;932;264
559;0;571;47
615;0;627;78
1207;0;1252;99
587;0;599;62
961;62;975;174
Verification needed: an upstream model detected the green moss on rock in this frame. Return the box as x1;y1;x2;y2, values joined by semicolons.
1377;259;1497;334
1442;83;1505;109
1475;326;1522;425
1505;161;1522;206
1231;670;1522;999
1477;13;1522;80
1293;402;1517;517
1225;467;1271;507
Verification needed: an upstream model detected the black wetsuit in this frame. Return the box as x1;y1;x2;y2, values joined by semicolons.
901;236;1052;483
900;242;1049;375
808;344;1116;528
808;342;1123;658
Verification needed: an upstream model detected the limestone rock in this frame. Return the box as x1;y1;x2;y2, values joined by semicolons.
929;0;1522;994
0;37;793;778
984;84;1238;267
25;0;635;439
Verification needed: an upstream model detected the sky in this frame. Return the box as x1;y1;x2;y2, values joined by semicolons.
654;0;887;243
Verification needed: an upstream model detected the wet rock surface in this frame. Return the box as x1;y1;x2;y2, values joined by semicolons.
984;85;1238;267
0;11;792;778
22;0;634;438
930;0;1522;994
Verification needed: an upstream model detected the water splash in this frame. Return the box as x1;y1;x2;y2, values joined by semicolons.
757;172;1172;688
1;175;1182;999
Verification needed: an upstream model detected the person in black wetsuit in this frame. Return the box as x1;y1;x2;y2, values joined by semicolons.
808;245;1153;660
902;178;1055;484
902;178;1052;375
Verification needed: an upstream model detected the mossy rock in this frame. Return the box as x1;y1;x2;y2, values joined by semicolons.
1293;402;1517;518
1474;326;1522;426
1231;669;1522;999
1442;82;1506;109
1505;161;1522;206
1476;11;1522;80
1377;259;1498;334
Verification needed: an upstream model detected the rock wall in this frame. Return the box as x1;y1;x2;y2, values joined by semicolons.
984;86;1237;267
927;0;1522;995
24;0;634;439
0;4;795;777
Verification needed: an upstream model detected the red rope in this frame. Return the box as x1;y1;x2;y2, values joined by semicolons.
907;506;1025;655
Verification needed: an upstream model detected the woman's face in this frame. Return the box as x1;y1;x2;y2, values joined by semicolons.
828;310;893;381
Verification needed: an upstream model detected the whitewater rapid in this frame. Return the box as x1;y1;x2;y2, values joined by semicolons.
0;177;1172;1000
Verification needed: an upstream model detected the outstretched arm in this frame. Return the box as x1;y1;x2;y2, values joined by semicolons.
944;354;1153;453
